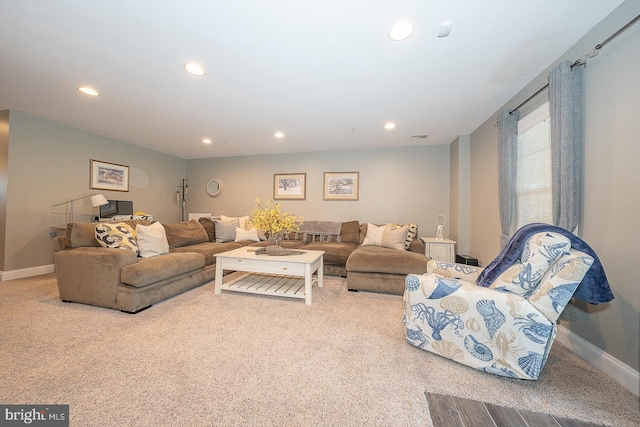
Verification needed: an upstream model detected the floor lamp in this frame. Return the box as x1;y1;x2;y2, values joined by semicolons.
51;194;109;222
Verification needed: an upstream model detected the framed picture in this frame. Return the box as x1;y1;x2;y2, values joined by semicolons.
273;173;306;200
90;160;130;192
324;172;359;200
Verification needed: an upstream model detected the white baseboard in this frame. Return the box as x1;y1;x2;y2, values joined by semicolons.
557;325;639;397
1;264;55;281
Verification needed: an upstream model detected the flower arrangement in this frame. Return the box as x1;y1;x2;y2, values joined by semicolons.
248;199;303;246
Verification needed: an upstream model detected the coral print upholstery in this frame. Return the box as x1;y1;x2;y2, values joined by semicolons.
404;227;609;380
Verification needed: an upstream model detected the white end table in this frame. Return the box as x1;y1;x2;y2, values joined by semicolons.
420;237;456;263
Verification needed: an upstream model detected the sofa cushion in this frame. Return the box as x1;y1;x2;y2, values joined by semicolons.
198;217;216;242
121;252;205;288
66;222;101;248
136;222;170;258
163;219;209;249
95;222;139;253
339;220;360;244
301;241;357;265
346;245;428;275
171;242;243;266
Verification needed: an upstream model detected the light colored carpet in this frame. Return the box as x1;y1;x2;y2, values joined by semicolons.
1;273;638;426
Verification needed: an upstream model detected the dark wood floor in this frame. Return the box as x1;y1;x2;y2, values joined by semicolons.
425;392;606;427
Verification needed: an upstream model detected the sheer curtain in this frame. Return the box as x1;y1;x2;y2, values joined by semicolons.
549;61;583;233
497;109;519;247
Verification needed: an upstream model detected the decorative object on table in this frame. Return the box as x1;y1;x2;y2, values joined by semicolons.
51;193;109;222
90;160;129;192
273;173;306;200
253;246;306;256
248;198;303;248
176;178;188;222
435;215;446;240
323;172;359;200
206;178;223;198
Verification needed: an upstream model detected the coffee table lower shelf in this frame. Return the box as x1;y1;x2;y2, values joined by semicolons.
220;272;313;301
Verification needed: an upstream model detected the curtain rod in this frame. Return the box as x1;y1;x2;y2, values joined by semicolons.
509;13;640;115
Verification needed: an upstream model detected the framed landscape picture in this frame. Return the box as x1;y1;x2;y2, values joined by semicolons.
274;173;306;200
90;159;130;192
324;172;359;200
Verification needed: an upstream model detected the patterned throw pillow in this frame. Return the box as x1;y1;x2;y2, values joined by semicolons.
362;223;385;246
403;223;418;249
95;222;138;254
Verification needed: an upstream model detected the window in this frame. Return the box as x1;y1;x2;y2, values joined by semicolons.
515;101;552;229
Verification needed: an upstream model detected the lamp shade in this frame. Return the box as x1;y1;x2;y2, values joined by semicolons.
91;194;109;207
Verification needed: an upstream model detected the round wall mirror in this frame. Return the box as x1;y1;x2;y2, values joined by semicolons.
206;178;223;198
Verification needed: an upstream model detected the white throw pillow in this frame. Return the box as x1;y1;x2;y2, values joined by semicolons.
362;223;385;246
234;227;260;242
220;215;250;230
381;223;410;251
135;222;169;258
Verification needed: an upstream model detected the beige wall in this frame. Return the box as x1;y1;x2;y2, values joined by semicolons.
0;110;8;271
449;135;470;256
466;2;640;370
3;111;187;271
186;145;451;237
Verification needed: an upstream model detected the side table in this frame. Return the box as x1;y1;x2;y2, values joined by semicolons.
420;237;456;263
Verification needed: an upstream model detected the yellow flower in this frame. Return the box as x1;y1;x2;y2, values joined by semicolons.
248;199;303;237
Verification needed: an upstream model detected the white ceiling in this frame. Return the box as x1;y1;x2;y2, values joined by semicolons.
0;0;624;159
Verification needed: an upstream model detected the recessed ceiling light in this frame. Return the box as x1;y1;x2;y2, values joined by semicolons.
389;21;414;41
384;122;396;130
274;132;284;138
184;62;206;76
202;138;212;144
78;87;100;96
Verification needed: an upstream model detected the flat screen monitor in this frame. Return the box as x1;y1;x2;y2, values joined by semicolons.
99;200;133;218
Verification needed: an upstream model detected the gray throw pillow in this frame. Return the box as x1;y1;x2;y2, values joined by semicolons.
215;220;237;243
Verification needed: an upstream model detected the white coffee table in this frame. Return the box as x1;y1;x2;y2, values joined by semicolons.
214;247;324;305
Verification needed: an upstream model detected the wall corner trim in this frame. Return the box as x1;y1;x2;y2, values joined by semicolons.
1;264;55;281
556;325;639;397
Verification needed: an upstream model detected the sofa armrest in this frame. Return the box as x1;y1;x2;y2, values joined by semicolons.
52;236;68;252
427;259;484;282
408;239;425;254
54;247;138;309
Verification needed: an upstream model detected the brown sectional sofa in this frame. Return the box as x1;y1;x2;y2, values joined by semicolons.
52;218;428;313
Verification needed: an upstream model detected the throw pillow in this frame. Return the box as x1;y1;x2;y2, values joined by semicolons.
95;222;138;254
215;220;237;243
220;215;250;230
135;222;169;258
362;223;385;246
245;220;267;240
404;223;418;249
163;219;209;248
234;227;260;242
198;217;216;242
381;223;410;251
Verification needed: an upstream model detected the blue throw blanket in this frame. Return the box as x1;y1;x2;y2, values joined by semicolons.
476;223;614;304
